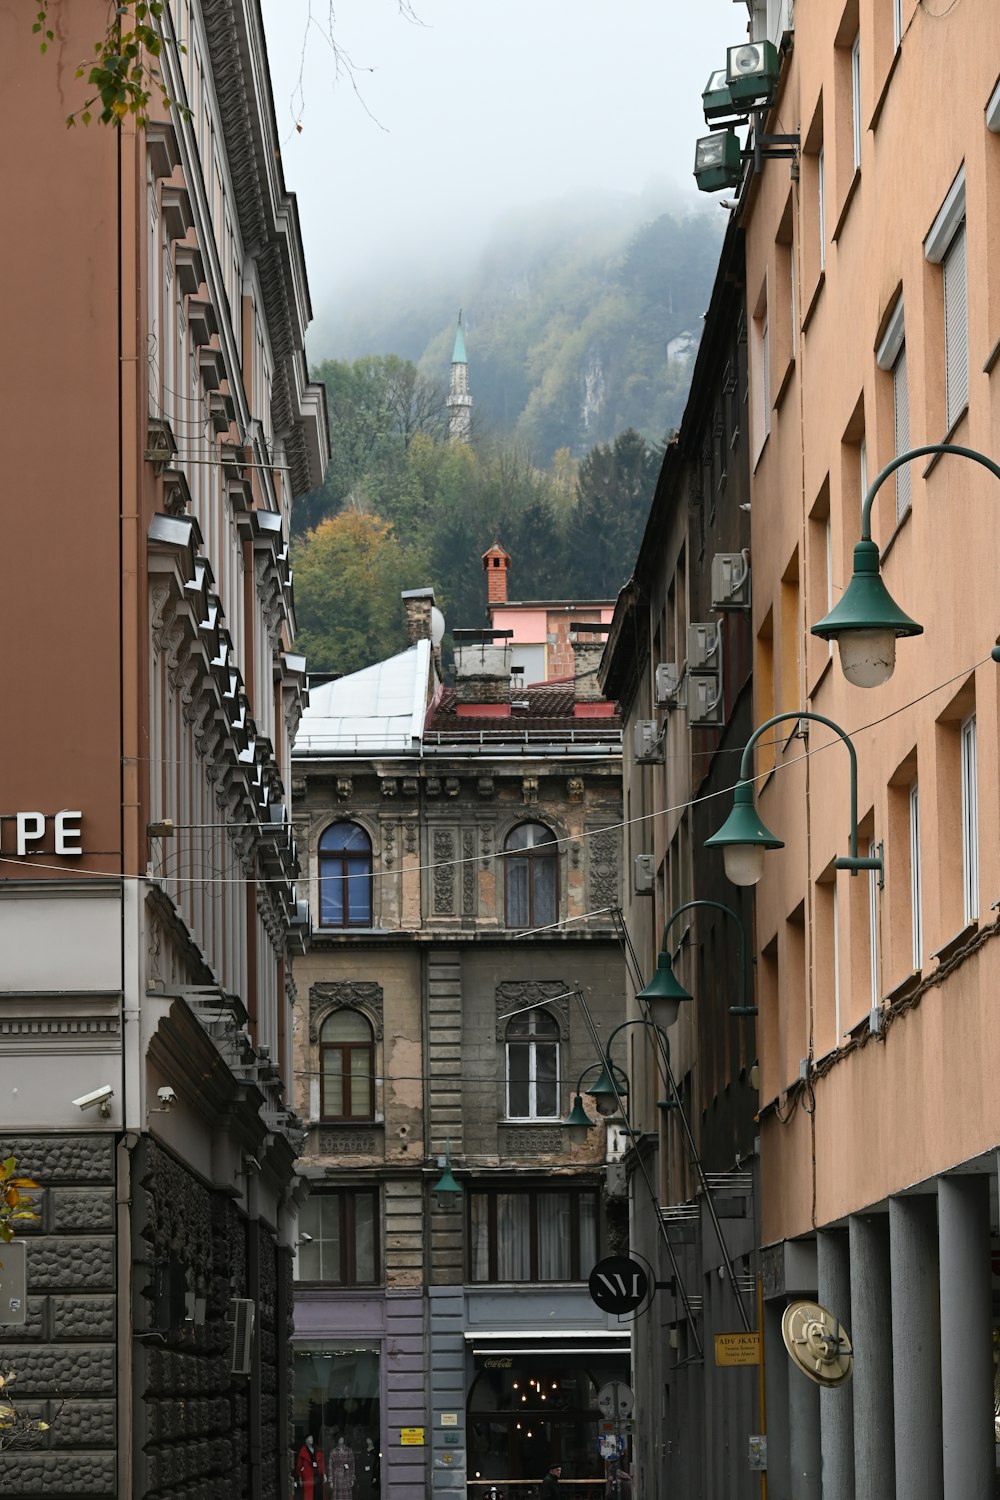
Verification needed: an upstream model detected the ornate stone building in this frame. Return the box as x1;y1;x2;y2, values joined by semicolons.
0;2;326;1497
290;586;628;1500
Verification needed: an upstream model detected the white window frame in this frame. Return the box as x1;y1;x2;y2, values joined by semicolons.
833;885;842;1041
909;781;922;970
851;34;862;172
868;839;879;1010
824;516;834;656
876;299;910;519
961;712;978;923
924;167;968;430
505;1011;561;1121
893;0;903;49
789;241;797;354
818;147;826;271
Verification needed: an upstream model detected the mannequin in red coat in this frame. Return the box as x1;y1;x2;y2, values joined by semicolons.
296;1436;326;1499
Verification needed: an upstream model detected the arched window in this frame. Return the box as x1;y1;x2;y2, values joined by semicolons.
319;822;373;928
504;822;558;929
320;1010;375;1121
505;1008;560;1120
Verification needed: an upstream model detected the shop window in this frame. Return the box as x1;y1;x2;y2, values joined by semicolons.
320;1010;374;1122
319;822;373;928
469;1187;598;1283
504;822;558;929
293;1340;381;1500
505;1008;560;1120
296;1190;379;1285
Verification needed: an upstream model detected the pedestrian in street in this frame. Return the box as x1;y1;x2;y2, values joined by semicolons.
541;1463;562;1500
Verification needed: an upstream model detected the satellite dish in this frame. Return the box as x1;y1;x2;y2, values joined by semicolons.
431;607;446;648
781;1300;853;1388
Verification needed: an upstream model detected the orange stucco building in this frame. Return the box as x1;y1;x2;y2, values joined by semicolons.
0;2;326;1495
733;0;1000;1494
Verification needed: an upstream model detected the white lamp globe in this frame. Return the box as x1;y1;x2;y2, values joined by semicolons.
837;629;896;689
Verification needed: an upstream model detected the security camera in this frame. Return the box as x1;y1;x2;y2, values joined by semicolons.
156;1086;177;1105
298;1232;313;1245
73;1084;114;1115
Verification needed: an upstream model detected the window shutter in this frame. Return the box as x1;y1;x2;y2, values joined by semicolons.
943;222;968;426
893;348;911;519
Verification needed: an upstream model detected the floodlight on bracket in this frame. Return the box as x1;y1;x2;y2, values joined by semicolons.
745;107;799;173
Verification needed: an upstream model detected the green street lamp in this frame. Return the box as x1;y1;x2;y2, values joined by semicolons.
563;1092;594;1146
639;900;755;1019
706;711;883;887
431;1139;462;1212
811;444;1000;686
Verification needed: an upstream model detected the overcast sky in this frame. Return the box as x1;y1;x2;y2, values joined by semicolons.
260;2;744;327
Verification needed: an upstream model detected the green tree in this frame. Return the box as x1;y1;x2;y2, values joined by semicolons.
564;429;661;598
293;510;434;675
295;356;447;535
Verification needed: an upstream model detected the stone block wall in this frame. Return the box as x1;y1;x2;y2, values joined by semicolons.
0;1133;117;1498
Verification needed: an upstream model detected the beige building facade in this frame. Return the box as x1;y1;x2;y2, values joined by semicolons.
730;0;1000;1494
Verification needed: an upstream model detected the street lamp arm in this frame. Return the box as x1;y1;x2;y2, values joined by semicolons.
739;709;875;868
659;899;750;1013
604;1017;671;1058
860;443;1000;541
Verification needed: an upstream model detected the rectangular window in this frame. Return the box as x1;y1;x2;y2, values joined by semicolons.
875;299;910;517
925;168;968;431
909;782;922;969
868;839;879;1009
468;1187;599;1283
851;34;862;171
893;0;903;48
961;713;978;922
296;1191;379;1285
833;886;842;1039
761;316;771;431
818;147;826;270
943;222;969;426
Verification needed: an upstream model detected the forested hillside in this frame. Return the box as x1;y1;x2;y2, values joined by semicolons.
293;192;724;674
314;191;724;463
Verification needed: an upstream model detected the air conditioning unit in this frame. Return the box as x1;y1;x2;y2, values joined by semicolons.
633;720;662;763
654;663;684;709
711;552;750;610
687;622;722;672
689;674;725;728
228;1297;255;1376
634;855;655;895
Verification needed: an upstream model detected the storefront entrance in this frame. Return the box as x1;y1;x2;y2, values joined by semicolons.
467;1353;629;1500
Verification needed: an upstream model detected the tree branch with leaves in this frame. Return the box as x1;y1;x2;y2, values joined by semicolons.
33;1;188;128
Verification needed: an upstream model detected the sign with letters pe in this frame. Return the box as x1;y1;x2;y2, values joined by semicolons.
588;1255;649;1315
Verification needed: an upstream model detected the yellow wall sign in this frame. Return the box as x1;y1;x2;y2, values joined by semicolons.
714;1332;761;1367
400;1428;426;1446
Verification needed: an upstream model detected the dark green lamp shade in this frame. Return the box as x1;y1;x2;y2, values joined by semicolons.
587;1063;625;1117
705;779;783;886
726;39;780;106
694;130;742;193
811;539;923;688
703;69;737;123
563;1093;594;1138
811;539;923;641
431;1162;462;1209
637;950;693;1030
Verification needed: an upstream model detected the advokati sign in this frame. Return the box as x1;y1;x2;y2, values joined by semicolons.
588;1255;649;1315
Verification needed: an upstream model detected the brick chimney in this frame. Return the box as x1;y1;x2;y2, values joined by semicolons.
482;541;511;606
571;623;615;715
401;587;436;644
453;629;513;712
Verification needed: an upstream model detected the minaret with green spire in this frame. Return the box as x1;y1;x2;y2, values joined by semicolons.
447;310;472;443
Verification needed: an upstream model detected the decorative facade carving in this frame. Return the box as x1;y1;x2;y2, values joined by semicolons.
404;820;418;855
522;776;539;804
336;777;353;801
383;821;396;869
480;822;494;869
499;1126;564;1155
566;777;585;802
588;827;620;910
477;777;494;799
308;981;384;1042
433;829;455;914
462;829;476;915
317;1131;384;1156
495;980;570;1040
381;778;398;798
